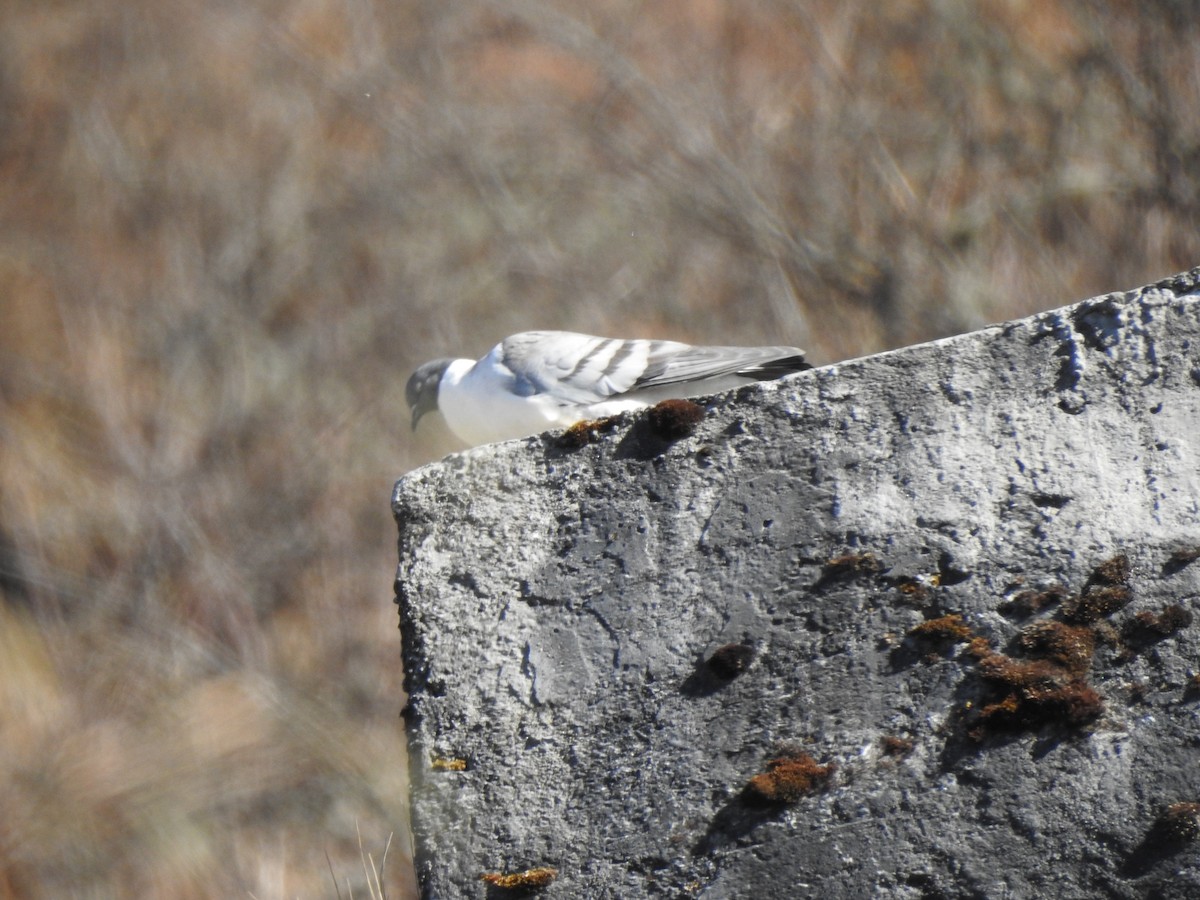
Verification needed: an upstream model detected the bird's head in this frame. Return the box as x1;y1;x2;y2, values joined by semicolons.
406;358;454;431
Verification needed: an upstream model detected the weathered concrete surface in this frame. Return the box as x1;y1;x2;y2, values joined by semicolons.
394;269;1200;899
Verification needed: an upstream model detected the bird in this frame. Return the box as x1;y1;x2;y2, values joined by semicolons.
407;330;811;447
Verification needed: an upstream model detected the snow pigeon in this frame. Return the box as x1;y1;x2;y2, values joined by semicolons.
407;330;810;447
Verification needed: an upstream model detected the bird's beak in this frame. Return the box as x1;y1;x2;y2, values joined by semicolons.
410;392;441;433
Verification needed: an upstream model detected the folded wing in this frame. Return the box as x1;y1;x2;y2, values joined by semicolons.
633;342;809;389
498;330;807;403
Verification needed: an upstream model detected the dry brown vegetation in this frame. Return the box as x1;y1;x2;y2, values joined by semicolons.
1;1;1198;896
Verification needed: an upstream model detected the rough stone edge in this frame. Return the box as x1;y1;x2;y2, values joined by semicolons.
392;265;1200;896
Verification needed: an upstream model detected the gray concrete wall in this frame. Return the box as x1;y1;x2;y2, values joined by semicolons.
394;268;1200;898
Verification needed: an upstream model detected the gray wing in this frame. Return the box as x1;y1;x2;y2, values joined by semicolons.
632;342;808;389
497;331;806;403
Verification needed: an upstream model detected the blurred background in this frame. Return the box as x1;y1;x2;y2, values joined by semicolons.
1;0;1197;896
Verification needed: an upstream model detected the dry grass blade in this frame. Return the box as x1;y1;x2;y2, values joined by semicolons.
327;849;345;900
356;820;392;900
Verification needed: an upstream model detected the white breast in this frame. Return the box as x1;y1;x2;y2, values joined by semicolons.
435;356;580;445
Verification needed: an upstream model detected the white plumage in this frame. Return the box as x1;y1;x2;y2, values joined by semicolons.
407;330;810;447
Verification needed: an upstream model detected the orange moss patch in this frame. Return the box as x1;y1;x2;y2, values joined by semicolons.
822;552;884;579
880;735;914;758
1091;553;1131;586
977;654;1065;690
556;416;620;449
1063;585;1132;623
965;635;994;658
1185;674;1200;701
1016;621;1095;674
481;866;558;889
1001;585;1069;618
1167;545;1200;569
1062;553;1134;622
745;753;835;803
895;580;931;603
707;643;755;680
645;398;705;440
973;677;1103;733
908;614;973;644
1159;802;1200;843
1125;605;1193;639
971;652;1103;735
